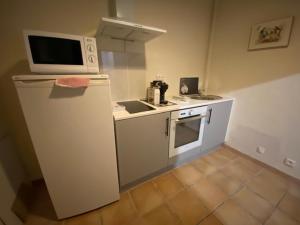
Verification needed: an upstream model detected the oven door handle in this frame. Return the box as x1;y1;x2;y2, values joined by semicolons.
175;114;206;124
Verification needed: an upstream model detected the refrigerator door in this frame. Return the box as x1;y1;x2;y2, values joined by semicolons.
14;77;119;219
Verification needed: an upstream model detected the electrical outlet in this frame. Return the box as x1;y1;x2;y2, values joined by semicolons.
256;146;266;154
284;158;296;168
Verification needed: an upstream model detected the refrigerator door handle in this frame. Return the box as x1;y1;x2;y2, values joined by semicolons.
14;80;55;88
14;79;109;88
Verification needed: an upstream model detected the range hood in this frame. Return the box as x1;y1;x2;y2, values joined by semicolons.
97;0;167;42
98;17;167;42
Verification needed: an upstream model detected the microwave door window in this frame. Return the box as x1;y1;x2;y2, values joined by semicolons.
175;118;201;148
28;36;83;65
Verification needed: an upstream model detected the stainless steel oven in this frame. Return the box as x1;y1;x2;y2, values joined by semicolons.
169;106;208;158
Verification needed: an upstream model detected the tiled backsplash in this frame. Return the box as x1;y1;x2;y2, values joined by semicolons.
100;51;147;101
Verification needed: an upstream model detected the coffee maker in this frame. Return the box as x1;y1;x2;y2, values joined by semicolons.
150;80;169;104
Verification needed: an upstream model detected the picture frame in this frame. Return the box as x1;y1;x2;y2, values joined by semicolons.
248;16;294;50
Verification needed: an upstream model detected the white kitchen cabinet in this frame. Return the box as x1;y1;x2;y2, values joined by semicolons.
115;100;233;188
115;112;170;187
201;100;233;151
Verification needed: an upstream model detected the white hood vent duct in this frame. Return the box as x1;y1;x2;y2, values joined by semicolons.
97;0;167;42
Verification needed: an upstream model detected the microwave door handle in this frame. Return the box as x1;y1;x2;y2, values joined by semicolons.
175;114;207;124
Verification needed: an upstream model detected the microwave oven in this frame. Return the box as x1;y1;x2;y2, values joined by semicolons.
23;30;99;74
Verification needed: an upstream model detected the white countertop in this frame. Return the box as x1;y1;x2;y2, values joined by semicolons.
113;96;234;121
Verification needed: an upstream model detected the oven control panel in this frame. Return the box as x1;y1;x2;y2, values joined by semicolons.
171;106;208;120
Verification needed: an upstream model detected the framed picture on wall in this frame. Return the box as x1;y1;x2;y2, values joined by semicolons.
248;16;294;50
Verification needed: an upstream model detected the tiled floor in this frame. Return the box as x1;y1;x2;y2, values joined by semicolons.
25;146;300;225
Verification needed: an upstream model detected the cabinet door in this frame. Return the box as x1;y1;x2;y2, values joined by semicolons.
115;112;170;186
202;101;233;151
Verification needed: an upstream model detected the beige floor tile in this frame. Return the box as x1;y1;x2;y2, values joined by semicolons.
202;153;230;169
288;181;300;199
142;204;182;225
215;199;261;225
126;217;148;225
25;214;62;225
237;157;263;174
101;192;137;225
278;193;300;222
64;210;101;225
130;181;164;215
208;171;243;195
233;187;274;223
26;149;299;225
199;215;223;225
169;189;209;225
247;169;288;205
173;164;203;186
222;161;256;183
262;169;288;187
191;178;228;211
192;158;217;176
214;147;239;160
265;209;299;225
153;172;184;199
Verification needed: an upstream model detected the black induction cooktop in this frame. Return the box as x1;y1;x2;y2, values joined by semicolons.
117;101;155;114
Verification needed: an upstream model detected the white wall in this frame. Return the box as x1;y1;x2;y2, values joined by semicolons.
0;0;213;179
0;0;109;179
0;103;24;225
0;117;24;225
100;51;147;101
227;74;300;179
135;0;213;97
100;0;214;101
208;0;300;179
0;110;7;141
2;0;299;180
0;163;23;225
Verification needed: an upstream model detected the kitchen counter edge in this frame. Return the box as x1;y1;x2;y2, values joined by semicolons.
113;97;234;121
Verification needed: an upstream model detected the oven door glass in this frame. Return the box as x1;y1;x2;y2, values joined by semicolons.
174;116;201;148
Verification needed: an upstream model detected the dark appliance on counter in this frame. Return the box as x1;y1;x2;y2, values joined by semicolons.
117;101;155;114
150;80;169;104
179;77;199;95
179;77;222;100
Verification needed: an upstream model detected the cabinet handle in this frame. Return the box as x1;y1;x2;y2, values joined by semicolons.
207;108;213;124
165;117;169;136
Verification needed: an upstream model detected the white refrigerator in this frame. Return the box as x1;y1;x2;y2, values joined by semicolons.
13;75;120;219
